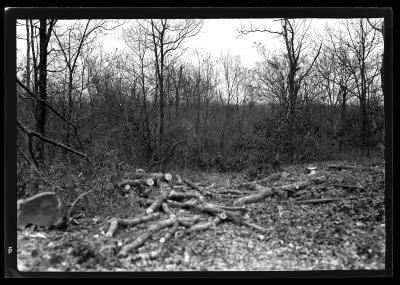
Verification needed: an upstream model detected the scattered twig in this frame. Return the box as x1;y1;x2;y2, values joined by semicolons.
66;189;94;222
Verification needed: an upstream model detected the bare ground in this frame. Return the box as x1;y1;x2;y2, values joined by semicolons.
17;159;386;272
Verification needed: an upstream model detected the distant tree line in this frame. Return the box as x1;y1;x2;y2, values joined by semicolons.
16;18;384;173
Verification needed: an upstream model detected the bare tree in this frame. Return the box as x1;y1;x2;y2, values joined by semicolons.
52;20;124;156
219;51;246;152
327;19;382;156
136;19;203;158
33;19;57;163
239;19;322;160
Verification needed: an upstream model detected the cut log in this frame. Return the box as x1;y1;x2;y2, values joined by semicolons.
279;175;328;192
167;200;242;221
235;184;281;205
145;183;172;214
119;217;177;256
161;202;174;217
235;176;328;205
332;184;364;191
168;190;204;201
150;173;173;186
218;189;251;195
182;178;213;197
118;178;154;188
186;217;221;233
119;216;201;256
105;212;160;237
175;175;183;185
17;192;66;229
305;166;317;175
242;221;268;233
172;185;188;192
137;222;180;260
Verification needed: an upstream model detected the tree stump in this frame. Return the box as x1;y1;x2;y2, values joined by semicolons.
17;192;66;229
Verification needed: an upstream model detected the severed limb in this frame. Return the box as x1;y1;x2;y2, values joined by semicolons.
235;176;329;205
145;182;171;214
186;216;222;233
119;216;200;256
136;221;180;260
105;212;161;237
241;220;268;233
217;189;252;195
182;178;213;197
234;184;281;205
167;200;242;223
168;190;205;201
161;202;174;217
119;217;176;256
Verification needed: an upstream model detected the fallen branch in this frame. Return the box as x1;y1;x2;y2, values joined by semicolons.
66;189;94;222
217;189;251;195
331;184;364;191
17;120;89;161
168;190;204;201
182;178;213;197
161;202;174;217
235;176;328;205
17;78;82;148
137;222;180;260
186;216;222;233
278;175;328;192
145;182;171;214
328;165;384;173
235;184;282;205
119;217;177;256
119;216;200;256
167;200;242;222
241;220;268;233
294;198;340;205
105;212;161;237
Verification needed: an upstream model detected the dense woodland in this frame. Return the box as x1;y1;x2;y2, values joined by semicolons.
14;18;387;272
16;18;384;175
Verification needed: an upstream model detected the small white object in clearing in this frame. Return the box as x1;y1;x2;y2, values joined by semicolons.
183;251;191;265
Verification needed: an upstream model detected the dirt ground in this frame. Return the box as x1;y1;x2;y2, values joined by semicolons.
17;159;386;272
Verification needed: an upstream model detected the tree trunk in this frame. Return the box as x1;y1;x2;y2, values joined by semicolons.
339;85;347;153
34;19;48;163
25;20;31;92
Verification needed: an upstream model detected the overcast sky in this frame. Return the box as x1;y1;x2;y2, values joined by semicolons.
17;18;383;68
102;18;332;67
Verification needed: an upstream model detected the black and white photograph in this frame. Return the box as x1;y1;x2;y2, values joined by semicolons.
5;7;393;275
